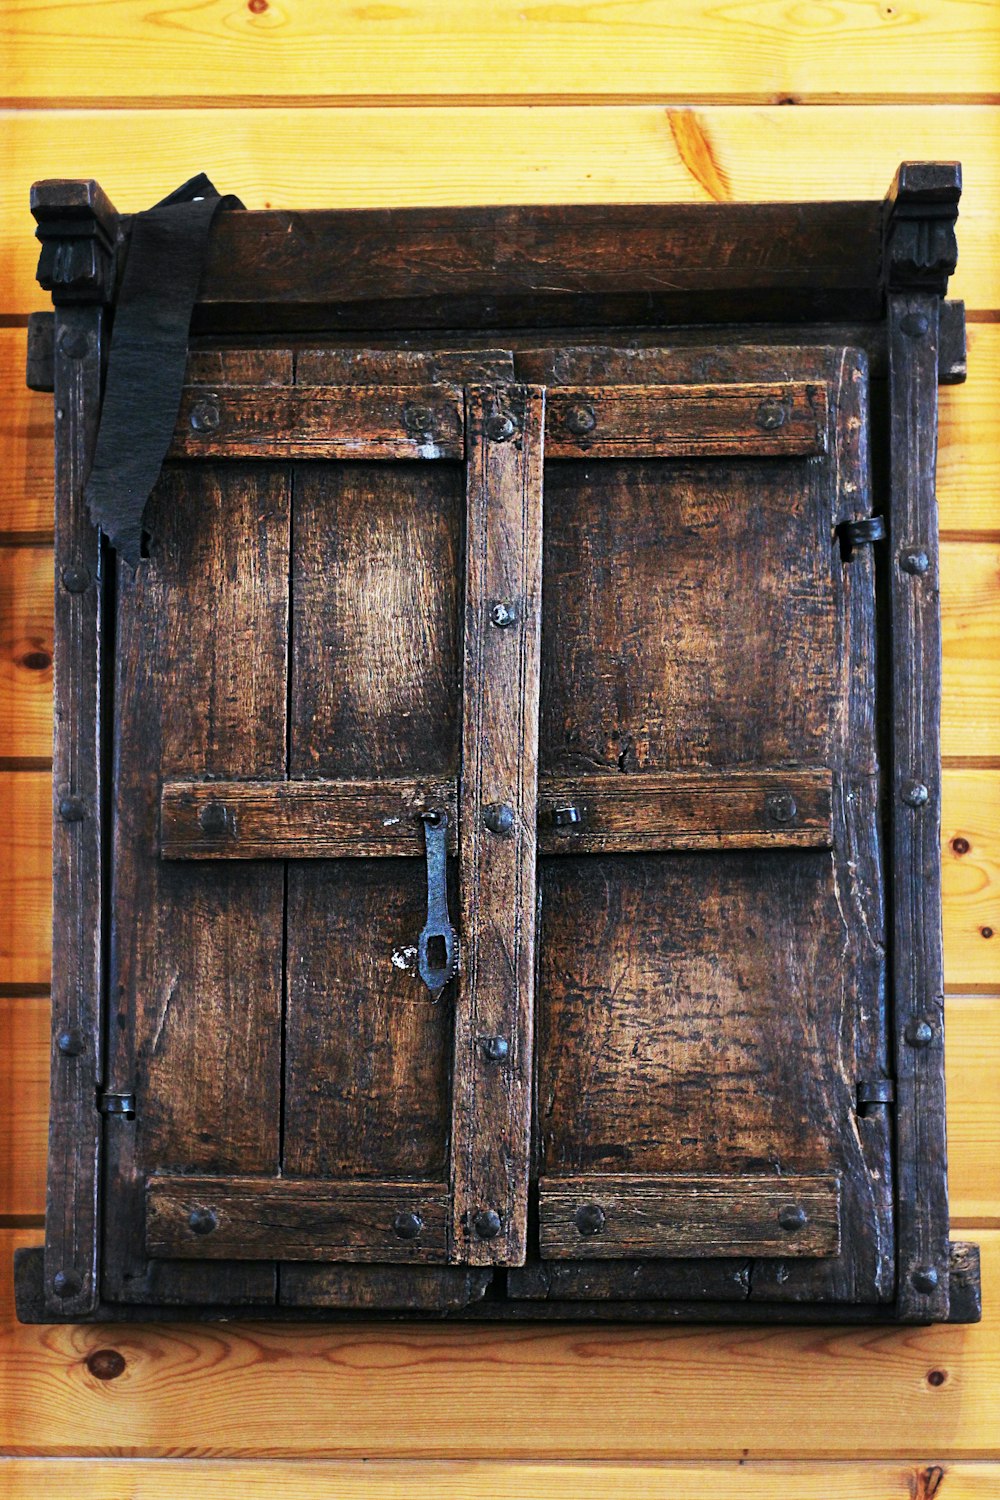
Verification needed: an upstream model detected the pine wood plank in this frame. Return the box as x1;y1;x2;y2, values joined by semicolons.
948;996;1000;1228
2;106;999;315
0;771;49;988
1;1227;999;1457
941;542;1000;760
943;771;1000;991
2;1458;1000;1500
939;324;1000;537
0;546;52;761
0;996;48;1219
0;328;52;541
1;0;998;104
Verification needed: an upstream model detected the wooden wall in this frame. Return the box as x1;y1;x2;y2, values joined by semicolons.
1;4;998;1494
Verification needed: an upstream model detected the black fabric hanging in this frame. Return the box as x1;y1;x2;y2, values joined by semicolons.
84;173;244;566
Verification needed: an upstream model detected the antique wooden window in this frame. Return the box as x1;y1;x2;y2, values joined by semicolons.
17;164;981;1324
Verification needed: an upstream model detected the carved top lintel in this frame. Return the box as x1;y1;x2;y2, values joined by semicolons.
883;161;961;298
31;178;120;306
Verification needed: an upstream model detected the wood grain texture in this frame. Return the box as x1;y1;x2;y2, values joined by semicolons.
538;1176;841;1259
171;384;465;460
4;1459;1000;1499
450;385;544;1267
947;997;1000;1228
2;107;1000;314
939;323;1000;536
941;541;1000;760
160;779;459;860
0;328;52;541
0;545;52;760
0;771;49;986
942;771;1000;991
0;996;48;1219
2;1226;1000;1457
1;0;997;103
146;1179;451;1263
544;382;827;456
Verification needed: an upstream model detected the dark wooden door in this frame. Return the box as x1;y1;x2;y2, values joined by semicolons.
100;343;893;1310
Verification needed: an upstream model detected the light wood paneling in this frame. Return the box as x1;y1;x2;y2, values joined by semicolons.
1;1458;999;1500
1;0;998;104
939;323;1000;538
941;541;1000;760
948;996;1000;1228
0;771;49;988
1;106;999;315
0;328;52;541
943;771;1000;990
0;545;52;761
0;996;48;1218
1;1227;997;1457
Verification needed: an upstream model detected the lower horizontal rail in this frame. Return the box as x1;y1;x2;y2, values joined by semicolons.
145;1177;451;1263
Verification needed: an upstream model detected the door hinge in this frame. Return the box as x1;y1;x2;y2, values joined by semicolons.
837;515;886;560
856;1078;894;1116
99;1090;136;1118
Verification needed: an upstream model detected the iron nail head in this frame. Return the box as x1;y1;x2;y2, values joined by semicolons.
484;802;515;837
490;601;517;629
188;1207;218;1236
901;549;931;576
902;780;930;808
911;1264;939;1294
58;795;85;823
393;1210;424;1241
905;1018;935;1048
756;400;786;431
190;400;221;433
766;792;797;825
574;1203;606;1236
778;1203;808;1232
565;404;596;435
487;412;518;442
473;1208;503;1240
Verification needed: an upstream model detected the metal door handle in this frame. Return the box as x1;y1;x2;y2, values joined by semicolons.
417;810;458;999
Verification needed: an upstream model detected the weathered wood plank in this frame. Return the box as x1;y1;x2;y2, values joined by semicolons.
171;384;464;459
0;997;48;1219
3;0;1000;103
2;1226;1000;1455
544;383;827;457
538;1176;841;1260
160;779;459;859
451;384;544;1267
0;328;53;541
146;1179;451;1263
3;1459;1000;1499
0;546;52;761
3;108;999;314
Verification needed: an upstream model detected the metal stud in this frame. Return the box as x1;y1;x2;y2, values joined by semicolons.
911;1264;939;1294
58;795;85;823
489;601;517;629
403;403;434;435
56;1028;83;1057
484;802;515;837
755;399;786;431
61;564;91;594
905;1018;935;1048
189;400;221;433
480;1035;510;1063
58;329;89;360
393;1210;424;1241
574;1203;606;1236
765;792;797;825
778;1203;808;1232
565;404;596;435
52;1269;82;1299
900;549;931;576
188;1207;218;1236
473;1208;502;1240
901;780;930;808
487;412;518;442
900;312;930;339
198;800;232;836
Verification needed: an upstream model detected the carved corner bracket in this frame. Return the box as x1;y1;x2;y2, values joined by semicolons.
31;178;120;305
883;161;961;297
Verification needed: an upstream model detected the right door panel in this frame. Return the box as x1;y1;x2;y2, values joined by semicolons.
531;346;894;1307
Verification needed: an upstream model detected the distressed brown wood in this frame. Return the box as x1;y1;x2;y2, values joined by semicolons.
160;778;459;859
536;770;833;853
171;383;464;460
25;167;977;1325
450;384;544;1268
544;383;827;458
538;1176;842;1260
146;1179;450;1263
161;769;831;860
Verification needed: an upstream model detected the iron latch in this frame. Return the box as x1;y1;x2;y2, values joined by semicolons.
417;809;459;1000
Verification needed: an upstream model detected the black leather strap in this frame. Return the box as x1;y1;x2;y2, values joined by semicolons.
84;174;243;565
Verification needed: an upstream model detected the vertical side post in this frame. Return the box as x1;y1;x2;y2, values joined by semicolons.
451;384;544;1267
883;161;960;1322
32;179;118;1316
